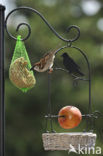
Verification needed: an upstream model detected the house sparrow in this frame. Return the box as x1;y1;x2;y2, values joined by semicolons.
61;52;84;76
30;50;57;73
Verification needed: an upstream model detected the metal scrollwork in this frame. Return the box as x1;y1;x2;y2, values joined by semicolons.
5;7;80;42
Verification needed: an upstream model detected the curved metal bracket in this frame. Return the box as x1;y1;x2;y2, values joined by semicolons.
5;7;80;42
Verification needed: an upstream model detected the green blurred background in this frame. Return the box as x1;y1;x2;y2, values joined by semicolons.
3;0;103;155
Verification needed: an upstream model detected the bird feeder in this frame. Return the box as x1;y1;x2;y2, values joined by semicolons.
41;42;97;150
42;132;96;151
1;5;103;156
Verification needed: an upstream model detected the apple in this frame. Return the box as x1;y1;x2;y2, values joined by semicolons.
58;106;82;129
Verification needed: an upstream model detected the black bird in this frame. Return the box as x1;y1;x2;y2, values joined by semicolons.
61;52;84;76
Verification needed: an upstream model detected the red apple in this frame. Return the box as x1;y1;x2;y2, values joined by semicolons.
58;106;82;129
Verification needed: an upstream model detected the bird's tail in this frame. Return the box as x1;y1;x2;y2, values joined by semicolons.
78;70;84;76
51;43;62;55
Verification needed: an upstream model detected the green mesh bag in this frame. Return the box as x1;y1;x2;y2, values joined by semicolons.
9;35;36;92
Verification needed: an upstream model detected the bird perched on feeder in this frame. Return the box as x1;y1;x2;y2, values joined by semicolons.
30;50;57;73
61;52;84;76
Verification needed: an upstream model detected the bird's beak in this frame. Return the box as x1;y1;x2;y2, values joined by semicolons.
30;66;34;71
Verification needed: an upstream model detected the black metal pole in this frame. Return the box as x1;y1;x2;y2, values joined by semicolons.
0;4;5;156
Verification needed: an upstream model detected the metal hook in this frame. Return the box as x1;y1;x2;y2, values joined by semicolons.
15;23;31;41
66;25;80;42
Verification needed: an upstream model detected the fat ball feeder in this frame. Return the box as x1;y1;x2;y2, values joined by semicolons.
9;35;36;92
0;5;103;155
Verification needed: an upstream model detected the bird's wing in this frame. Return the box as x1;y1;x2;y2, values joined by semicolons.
33;61;41;68
43;52;50;57
39;58;47;69
33;61;43;69
67;56;80;69
36;54;50;69
43;50;55;57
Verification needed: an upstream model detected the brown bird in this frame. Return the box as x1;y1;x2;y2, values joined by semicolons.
30;50;57;73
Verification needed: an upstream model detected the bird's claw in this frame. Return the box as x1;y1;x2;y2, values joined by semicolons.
48;68;53;74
